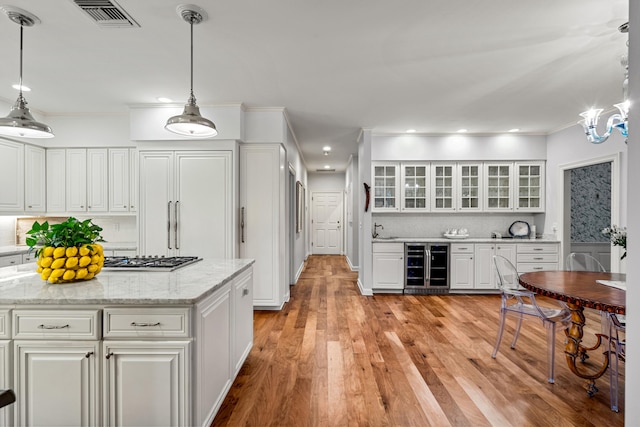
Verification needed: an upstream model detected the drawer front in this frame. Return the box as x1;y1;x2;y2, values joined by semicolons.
103;307;190;338
372;242;404;253
517;243;558;254
0;309;9;339
22;252;37;264
0;254;22;267
517;262;558;273
517;253;558;263
13;309;100;340
450;243;474;253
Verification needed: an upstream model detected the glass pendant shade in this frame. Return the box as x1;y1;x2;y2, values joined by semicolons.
165;5;217;138
0;7;53;139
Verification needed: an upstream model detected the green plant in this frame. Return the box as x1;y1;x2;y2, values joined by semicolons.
26;217;105;257
602;225;627;260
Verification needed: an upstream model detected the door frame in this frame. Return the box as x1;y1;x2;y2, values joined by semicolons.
557;152;622;272
310;190;344;255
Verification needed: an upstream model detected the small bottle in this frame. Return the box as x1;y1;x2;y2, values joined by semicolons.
530;225;537;239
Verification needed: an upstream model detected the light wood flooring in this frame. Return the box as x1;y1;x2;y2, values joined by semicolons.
213;255;624;426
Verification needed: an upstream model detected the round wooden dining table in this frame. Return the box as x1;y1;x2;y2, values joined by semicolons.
519;270;626;394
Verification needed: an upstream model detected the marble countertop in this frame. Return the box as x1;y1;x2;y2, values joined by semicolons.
0;242;137;257
372;237;560;243
0;258;254;305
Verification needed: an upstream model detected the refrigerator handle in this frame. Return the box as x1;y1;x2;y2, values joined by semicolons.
167;201;172;250
175;201;180;250
425;248;431;282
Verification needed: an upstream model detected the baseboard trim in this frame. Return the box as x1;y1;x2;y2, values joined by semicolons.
357;278;373;296
346;256;359;272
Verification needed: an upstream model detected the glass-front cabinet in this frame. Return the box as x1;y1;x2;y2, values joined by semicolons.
400;163;430;212
431;163;456;211
457;163;482;211
515;161;545;212
484;162;513;211
372;162;399;212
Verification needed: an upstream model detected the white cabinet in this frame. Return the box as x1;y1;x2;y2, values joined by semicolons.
400;163;430;212
108;148;137;213
0;340;10;427
103;341;190;427
0;140;24;212
457;163;482;211
516;243;559;273
240;144;287;309
484;163;513;211
450;243;475;290
139;150;233;258
0;255;21;268
515;161;545;212
13;341;100;426
474;243;516;289
372;243;404;291
24;145;46;213
431;163;456;211
371;162;400;212
66;148;108;213
232;269;253;376
46;149;66;212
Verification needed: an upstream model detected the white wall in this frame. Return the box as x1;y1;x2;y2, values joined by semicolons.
357;130;373;295
307;172;345;192
624;0;638;422
44;114;131;148
284;125;308;281
345;155;359;271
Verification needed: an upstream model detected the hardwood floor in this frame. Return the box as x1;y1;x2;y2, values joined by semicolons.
213;255;624;426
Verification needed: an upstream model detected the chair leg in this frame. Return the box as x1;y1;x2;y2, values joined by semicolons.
544;321;556;384
609;319;620;412
492;309;507;358
510;313;524;349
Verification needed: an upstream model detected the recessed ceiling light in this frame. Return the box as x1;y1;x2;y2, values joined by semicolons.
322;146;331;151
324;165;331;169
157;97;172;103
406;129;416;133
457;129;468;133
12;84;30;92
508;128;520;132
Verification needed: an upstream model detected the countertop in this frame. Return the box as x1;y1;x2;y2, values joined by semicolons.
372;237;560;243
0;258;254;305
0;242;137;257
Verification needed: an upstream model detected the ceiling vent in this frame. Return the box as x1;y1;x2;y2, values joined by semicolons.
72;0;140;28
315;169;336;172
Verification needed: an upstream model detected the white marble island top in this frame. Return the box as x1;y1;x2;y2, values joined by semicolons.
0;258;254;305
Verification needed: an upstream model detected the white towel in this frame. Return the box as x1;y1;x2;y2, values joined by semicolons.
596;280;627;291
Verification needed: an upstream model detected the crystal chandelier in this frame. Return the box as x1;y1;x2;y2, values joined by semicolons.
578;22;629;144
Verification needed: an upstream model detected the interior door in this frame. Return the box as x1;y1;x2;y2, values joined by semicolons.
311;191;343;255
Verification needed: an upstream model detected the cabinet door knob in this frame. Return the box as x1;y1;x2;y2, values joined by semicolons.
85;351;94;358
106;352;114;359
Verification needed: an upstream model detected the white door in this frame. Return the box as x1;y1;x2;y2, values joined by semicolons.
66;149;88;212
312;192;343;255
86;148;108;212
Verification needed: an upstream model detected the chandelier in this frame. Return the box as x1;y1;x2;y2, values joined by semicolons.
578;22;629;144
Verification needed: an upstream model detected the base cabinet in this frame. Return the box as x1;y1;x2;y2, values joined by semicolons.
13;341;100;427
103;341;189;427
372;243;405;291
0;340;10;427
450;243;475;290
474;243;516;290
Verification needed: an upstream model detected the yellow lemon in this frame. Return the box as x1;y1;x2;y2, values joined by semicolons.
76;268;88;279
50;268;65;279
66;246;79;257
51;258;66;269
40;257;53;268
53;247;66;259
43;247;54;257
48;276;59;284
91;254;101;265
36;266;43;273
65;257;79;269
84;272;95;280
79;245;90;257
79;256;91;267
63;270;76;281
87;264;98;273
41;267;52;280
94;243;103;255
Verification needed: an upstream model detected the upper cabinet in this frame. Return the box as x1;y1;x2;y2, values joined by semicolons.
0;140;25;213
109;148;137;213
372;160;545;214
400;163;430;212
372;163;399;212
24;145;46;213
66;148;108;213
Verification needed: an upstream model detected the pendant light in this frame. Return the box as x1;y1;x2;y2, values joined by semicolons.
165;5;217;138
0;6;54;139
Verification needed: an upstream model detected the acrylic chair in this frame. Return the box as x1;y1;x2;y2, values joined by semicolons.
566;253;607;273
491;255;571;383
607;312;626;412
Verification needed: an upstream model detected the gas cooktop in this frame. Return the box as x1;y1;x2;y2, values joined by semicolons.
102;256;202;271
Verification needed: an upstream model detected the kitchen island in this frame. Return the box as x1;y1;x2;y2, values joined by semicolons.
0;258;254;427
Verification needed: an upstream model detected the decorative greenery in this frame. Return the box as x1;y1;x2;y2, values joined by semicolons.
26;217;104;257
602;225;627;260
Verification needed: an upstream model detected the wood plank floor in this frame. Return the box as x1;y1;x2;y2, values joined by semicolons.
213;255;624;426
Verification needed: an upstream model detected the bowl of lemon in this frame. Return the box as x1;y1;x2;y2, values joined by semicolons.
26;217;105;284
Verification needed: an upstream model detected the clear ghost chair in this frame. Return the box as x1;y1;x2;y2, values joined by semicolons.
491;255;571;383
607;312;626;412
566;253;606;273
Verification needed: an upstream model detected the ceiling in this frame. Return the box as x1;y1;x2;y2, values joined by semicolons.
0;0;629;172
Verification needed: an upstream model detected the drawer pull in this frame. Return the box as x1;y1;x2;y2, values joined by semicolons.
38;324;69;330
458;247;468;250
130;322;161;327
85;351;94;358
534;267;543;270
242;288;249;296
533;248;543;251
534;257;544;260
